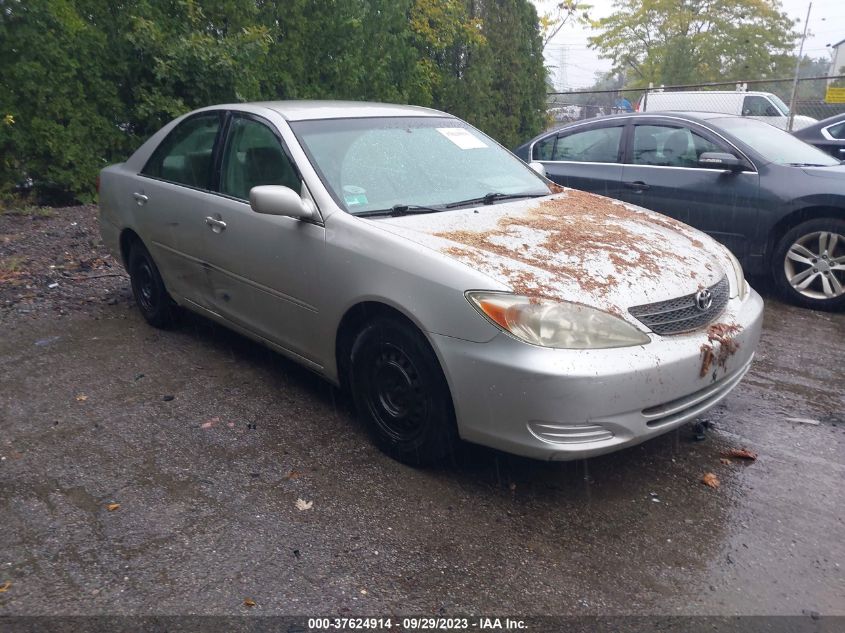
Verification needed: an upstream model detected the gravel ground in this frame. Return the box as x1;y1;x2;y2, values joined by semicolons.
1;205;843;623
0;205;130;323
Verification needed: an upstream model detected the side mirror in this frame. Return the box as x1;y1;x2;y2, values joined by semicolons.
528;161;547;177
249;185;314;220
698;152;744;171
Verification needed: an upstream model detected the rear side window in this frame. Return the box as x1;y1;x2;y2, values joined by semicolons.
552;127;622;163
142;113;222;189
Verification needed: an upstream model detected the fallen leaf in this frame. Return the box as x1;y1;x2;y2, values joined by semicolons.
722;448;757;461
0;581;10;593
720;458;732;465
106;503;120;512
785;417;820;426
75;394;88;402
243;598;256;607
200;417;220;429
701;473;720;489
283;470;302;480
295;498;313;511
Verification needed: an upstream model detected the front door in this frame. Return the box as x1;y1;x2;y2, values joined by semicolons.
619;122;760;260
200;114;326;363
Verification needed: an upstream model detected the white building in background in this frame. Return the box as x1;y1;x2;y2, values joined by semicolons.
831;38;845;81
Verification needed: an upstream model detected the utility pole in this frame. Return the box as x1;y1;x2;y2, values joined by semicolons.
787;1;812;132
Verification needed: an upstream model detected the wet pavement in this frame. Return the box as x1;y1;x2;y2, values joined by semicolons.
1;287;843;616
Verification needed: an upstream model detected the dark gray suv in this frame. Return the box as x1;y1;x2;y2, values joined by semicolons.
515;112;845;311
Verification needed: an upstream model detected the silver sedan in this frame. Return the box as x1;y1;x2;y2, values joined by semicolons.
99;101;764;464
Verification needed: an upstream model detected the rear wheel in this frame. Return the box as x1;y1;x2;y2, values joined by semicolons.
349;317;458;465
772;219;845;311
128;242;178;328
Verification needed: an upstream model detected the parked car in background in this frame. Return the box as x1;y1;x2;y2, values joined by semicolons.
514;112;845;311
637;91;817;130
99;101;763;465
792;111;845;160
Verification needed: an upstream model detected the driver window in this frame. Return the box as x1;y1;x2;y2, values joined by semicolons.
220;117;300;201
633;125;723;167
532;135;557;160
743;95;778;117
552;127;622;163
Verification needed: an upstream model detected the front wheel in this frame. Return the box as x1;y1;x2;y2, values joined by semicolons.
128;242;178;328
349;317;458;465
772;219;845;311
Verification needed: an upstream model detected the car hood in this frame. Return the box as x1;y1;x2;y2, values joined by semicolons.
371;189;730;315
793;115;818;127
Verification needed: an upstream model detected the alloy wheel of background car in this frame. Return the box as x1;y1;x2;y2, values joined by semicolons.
349;317;458;465
773;219;845;311
128;243;178;328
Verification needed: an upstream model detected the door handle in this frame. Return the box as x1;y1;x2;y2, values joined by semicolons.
624;181;650;191
205;216;227;232
133;192;149;205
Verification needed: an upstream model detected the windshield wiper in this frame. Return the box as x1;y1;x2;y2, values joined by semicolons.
445;192;545;209
355;203;444;218
787;162;830;167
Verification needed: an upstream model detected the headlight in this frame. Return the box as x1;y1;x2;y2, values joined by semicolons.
466;292;650;349
725;250;749;300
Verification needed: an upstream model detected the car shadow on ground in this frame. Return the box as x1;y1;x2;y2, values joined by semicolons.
168;305;739;505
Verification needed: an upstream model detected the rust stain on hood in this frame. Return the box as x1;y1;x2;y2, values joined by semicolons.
373;189;730;314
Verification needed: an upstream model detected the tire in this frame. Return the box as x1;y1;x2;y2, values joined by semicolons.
128;242;178;328
771;219;845;312
348;317;458;465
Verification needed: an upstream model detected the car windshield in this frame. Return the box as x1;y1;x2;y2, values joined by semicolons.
768;94;789;116
714;117;840;166
290;116;550;214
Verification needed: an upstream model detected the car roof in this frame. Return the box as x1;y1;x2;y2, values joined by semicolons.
211;100;448;121
548;111;737;129
515;111;748;153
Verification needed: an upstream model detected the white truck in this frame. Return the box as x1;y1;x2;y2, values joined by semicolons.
638;90;817;130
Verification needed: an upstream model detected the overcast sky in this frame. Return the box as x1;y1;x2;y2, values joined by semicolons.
530;0;845;89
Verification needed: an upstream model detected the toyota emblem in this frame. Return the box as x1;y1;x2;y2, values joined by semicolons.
695;289;713;311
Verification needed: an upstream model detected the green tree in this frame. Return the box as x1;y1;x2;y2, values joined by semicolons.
0;0;126;203
1;0;549;202
588;0;797;86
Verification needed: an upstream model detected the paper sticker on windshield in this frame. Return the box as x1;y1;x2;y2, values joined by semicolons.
344;193;368;206
437;127;488;150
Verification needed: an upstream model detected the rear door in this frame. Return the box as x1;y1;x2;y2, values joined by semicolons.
618;119;761;259
135;111;224;307
530;121;627;198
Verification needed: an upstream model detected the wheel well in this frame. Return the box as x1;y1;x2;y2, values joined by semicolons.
335;302;422;391
119;228;143;268
767;207;845;264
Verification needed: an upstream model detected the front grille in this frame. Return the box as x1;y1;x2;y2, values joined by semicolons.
628;276;729;335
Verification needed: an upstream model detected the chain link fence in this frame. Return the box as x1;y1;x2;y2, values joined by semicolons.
546;76;845;132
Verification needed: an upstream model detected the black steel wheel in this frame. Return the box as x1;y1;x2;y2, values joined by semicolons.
772;218;845;312
349;317;458;465
128;242;178;328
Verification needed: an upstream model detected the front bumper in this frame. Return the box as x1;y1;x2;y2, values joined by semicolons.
431;289;764;460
